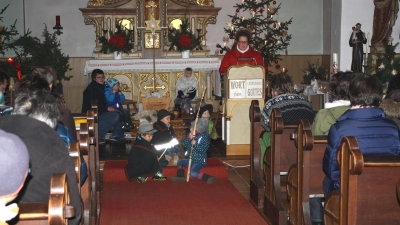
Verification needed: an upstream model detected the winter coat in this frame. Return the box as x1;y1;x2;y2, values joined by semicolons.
182;132;210;165
125;137;159;181
104;87;125;109
219;43;265;74
323;108;400;193
0;115;82;225
311;105;350;136
380;98;400;129
82;81;107;115
151;120;177;145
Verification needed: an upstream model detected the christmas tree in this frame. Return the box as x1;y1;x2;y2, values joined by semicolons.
216;0;292;69
366;40;400;87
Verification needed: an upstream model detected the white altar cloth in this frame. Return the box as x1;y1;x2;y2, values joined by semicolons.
83;58;221;75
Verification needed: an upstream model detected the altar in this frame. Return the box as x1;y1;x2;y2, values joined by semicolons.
83;57;221;108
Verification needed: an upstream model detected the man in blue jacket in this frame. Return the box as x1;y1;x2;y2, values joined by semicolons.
323;74;400;195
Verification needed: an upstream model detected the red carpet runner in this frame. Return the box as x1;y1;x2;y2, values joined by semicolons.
100;158;267;225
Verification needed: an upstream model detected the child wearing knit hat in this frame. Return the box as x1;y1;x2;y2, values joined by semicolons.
125;120;167;183
105;78;135;131
171;118;216;184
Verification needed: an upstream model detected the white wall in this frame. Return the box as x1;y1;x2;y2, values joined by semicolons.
2;0;324;57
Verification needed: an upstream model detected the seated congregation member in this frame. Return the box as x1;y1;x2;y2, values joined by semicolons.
0;129;29;224
104;77;135;130
380;89;400;128
171;118;216;184
0;71;9;94
174;67;198;115
82;69;124;143
0;71;12;115
32;67;78;140
259;73;315;161
311;71;354;135
0;92;81;225
151;109;181;165
125;120;167;183
323;74;400;196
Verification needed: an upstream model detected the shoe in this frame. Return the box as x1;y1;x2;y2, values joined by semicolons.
137;177;148;184
152;172;167;181
206;176;216;184
110;136;126;143
189;108;194;115
98;139;106;145
171;176;186;182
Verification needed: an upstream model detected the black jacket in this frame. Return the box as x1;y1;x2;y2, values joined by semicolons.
125;137;159;181
0;115;82;225
151;120;177;145
82;81;107;115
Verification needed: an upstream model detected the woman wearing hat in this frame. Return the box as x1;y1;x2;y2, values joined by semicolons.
125;120;167;183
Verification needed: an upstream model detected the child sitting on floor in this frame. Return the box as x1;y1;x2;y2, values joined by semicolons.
105;77;135;130
174;67;198;115
151;109;181;166
125;120;167;183
171;118;216;184
198;104;218;158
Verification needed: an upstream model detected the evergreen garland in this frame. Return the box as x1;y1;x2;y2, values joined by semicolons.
168;17;202;52
366;40;400;85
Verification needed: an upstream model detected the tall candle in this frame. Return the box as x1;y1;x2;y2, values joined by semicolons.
365;33;370;67
332;53;338;66
104;19;108;30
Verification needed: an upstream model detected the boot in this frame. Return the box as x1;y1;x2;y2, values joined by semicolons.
171;168;186;182
137;177;148;184
152;171;167;181
201;174;216;184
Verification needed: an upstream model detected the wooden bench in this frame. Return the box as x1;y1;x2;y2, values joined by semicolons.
286;120;327;225
249;100;264;208
324;136;400;225
263;108;297;225
17;173;75;225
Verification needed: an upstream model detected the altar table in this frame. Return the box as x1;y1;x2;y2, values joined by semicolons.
83;58;222;104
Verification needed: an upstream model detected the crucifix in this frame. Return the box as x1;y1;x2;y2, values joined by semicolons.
144;2;162;92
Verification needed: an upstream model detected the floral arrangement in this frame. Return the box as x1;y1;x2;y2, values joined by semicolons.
99;23;134;54
168;17;202;52
302;60;328;84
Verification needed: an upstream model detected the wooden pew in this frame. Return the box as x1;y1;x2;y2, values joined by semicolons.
286;120;327;225
17;173;75;225
79;122;92;225
263;108;297;225
324;136;400;225
68;141;82;193
249;100;264;208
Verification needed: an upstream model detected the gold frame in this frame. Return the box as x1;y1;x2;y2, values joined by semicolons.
144;32;161;49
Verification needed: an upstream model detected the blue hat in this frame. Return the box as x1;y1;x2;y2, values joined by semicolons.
106;78;119;88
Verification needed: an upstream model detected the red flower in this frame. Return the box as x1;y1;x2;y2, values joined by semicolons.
178;34;192;48
108;34;126;50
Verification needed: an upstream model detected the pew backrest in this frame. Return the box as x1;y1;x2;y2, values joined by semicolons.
324;136;400;225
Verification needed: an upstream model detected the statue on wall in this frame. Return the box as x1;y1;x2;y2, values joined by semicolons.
371;0;399;42
349;23;367;72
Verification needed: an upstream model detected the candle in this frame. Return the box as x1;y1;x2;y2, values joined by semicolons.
104;19;108;30
332;53;338;68
241;17;244;22
282;68;286;73
56;15;61;27
365;33;370;67
223;42;226;47
264;40;267;45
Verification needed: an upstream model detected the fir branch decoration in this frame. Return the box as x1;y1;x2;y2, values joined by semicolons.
302;60;328;84
99;22;133;54
366;40;400;84
168;17;202;52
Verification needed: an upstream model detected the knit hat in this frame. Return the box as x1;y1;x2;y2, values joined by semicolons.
106;78;119;88
198;104;213;118
190;118;209;134
157;109;175;121
138;120;158;134
0;129;29;196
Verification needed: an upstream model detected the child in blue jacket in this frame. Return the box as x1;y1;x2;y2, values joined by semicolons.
171;118;216;184
105;78;135;130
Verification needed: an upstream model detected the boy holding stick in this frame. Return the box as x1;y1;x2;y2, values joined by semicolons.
171;117;216;184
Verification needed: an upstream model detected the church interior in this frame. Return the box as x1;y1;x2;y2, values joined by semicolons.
1;0;400;224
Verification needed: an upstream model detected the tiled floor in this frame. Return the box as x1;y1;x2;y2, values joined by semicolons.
99;138;251;200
